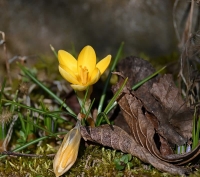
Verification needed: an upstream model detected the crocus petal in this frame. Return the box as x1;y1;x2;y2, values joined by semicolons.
58;50;78;73
96;55;111;75
89;67;101;85
59;66;80;84
70;84;88;91
59;63;78;80
53;121;81;177
77;46;96;73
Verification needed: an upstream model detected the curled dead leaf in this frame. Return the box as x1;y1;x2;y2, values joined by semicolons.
80;125;187;175
80;56;200;175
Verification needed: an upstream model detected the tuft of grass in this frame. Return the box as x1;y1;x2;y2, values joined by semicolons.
97;42;124;114
18;63;76;118
192;106;200;150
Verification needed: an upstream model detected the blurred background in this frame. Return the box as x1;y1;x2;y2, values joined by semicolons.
0;0;199;61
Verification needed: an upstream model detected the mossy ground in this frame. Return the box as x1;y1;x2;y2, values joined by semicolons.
1;144;200;177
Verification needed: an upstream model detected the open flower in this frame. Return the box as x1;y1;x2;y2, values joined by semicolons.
53;120;81;177
58;45;111;91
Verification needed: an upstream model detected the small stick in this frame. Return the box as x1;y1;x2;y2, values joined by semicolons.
0;31;12;85
1;151;55;158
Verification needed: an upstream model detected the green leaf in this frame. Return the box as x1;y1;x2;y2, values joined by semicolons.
104;77;128;115
120;154;129;163
114;159;125;170
98;42;124;114
18;130;27;142
127;154;132;161
132;66;166;90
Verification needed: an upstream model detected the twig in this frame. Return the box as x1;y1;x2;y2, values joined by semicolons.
173;0;180;41
178;0;195;91
2;115;18;151
1;151;55;158
0;31;12;85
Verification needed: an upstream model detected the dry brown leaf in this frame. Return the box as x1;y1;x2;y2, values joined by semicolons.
116;56;186;145
150;74;193;139
80;125;186;175
114;57;200;163
80;56;200;175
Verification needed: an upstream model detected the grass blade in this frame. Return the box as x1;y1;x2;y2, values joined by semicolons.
192;106;198;150
132;66;166;90
2;98;73;120
50;44;58;58
96;112;111;125
98;42;124;114
96;77;128;126
18;64;76;117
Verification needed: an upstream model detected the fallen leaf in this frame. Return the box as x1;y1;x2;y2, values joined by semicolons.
80;56;200;175
80;125;186;175
150;74;193;140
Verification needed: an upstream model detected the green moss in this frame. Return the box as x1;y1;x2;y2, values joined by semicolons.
0;144;56;177
0;156;54;177
1;143;200;176
65;145;179;177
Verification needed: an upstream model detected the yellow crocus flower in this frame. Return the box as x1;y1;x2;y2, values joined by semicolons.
58;45;111;91
53;120;81;177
